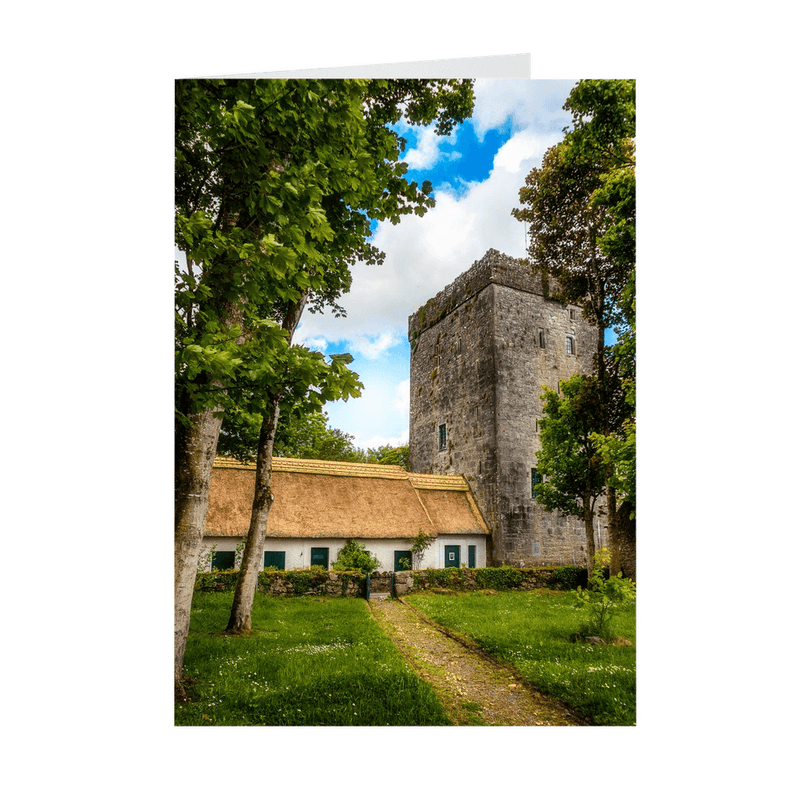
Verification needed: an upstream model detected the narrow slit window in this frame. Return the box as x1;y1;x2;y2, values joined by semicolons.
539;330;545;348
438;423;447;451
531;468;541;498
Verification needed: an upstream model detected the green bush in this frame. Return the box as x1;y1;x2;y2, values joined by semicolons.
550;565;588;590
256;570;281;593
412;566;558;593
422;567;463;589
474;566;524;591
573;548;636;640
332;539;380;575
196;569;239;592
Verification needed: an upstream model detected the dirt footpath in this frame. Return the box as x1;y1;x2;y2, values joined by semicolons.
368;597;588;726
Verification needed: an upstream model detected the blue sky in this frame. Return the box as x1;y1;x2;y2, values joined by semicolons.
295;79;582;450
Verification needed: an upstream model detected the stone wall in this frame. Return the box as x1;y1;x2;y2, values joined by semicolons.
393;566;588;595
196;565;607;598
195;569;365;598
408;250;607;568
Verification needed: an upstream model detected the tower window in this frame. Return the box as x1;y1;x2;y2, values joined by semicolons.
531;468;541;498
569;308;577;321
438;423;447;451
566;335;575;355
538;330;545;348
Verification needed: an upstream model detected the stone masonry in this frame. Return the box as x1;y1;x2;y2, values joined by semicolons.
408;249;607;567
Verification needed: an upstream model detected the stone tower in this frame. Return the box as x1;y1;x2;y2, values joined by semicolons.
408;249;606;567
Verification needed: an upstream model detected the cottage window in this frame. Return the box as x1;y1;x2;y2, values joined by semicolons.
438;423;447;451
394;551;413;571
263;551;286;570
212;550;235;571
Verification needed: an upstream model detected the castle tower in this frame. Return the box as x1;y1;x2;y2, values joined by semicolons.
408;249;605;567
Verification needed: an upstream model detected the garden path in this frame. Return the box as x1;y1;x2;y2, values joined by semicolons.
368;596;588;726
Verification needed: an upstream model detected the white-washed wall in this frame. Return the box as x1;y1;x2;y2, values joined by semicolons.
199;534;488;572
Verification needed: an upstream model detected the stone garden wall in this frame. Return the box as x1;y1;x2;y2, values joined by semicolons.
195;565;593;599
395;566;587;595
195;569;365;598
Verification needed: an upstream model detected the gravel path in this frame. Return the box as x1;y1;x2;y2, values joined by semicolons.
368;596;588;726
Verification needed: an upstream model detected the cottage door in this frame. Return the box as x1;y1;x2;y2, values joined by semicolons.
444;545;460;567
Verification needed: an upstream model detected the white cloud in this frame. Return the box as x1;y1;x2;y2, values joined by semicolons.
356;431;409;451
493;129;550;174
325;373;409;450
347;331;400;359
297;334;328;351
403;125;460;170
392;378;410;416
472;78;578;140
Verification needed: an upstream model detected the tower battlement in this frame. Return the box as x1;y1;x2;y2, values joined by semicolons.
408;249;546;345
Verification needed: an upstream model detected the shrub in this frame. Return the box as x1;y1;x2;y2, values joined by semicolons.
573;548;636;640
195;569;239;592
550;565;588;590
474;566;524;591
410;531;435;569
332;539;380;575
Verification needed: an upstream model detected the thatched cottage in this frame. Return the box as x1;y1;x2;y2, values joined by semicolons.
202;456;490;572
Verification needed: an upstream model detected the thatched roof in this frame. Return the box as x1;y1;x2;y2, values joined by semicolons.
205;456;489;539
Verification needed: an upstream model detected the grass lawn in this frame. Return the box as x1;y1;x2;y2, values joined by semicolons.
175;592;452;726
406;589;636;726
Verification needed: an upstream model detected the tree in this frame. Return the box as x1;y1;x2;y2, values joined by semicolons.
274;409;359;461
593;269;636;525
535;375;608;569
512;79;635;570
219;407;361;463
175;79;475;689
220;406;411;467
363;443;409;469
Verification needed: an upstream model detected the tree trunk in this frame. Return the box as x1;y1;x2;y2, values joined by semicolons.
175;272;243;693
606;482;621;575
583;496;596;575
226;396;281;633
174;404;224;691
225;292;309;634
615;500;636;581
